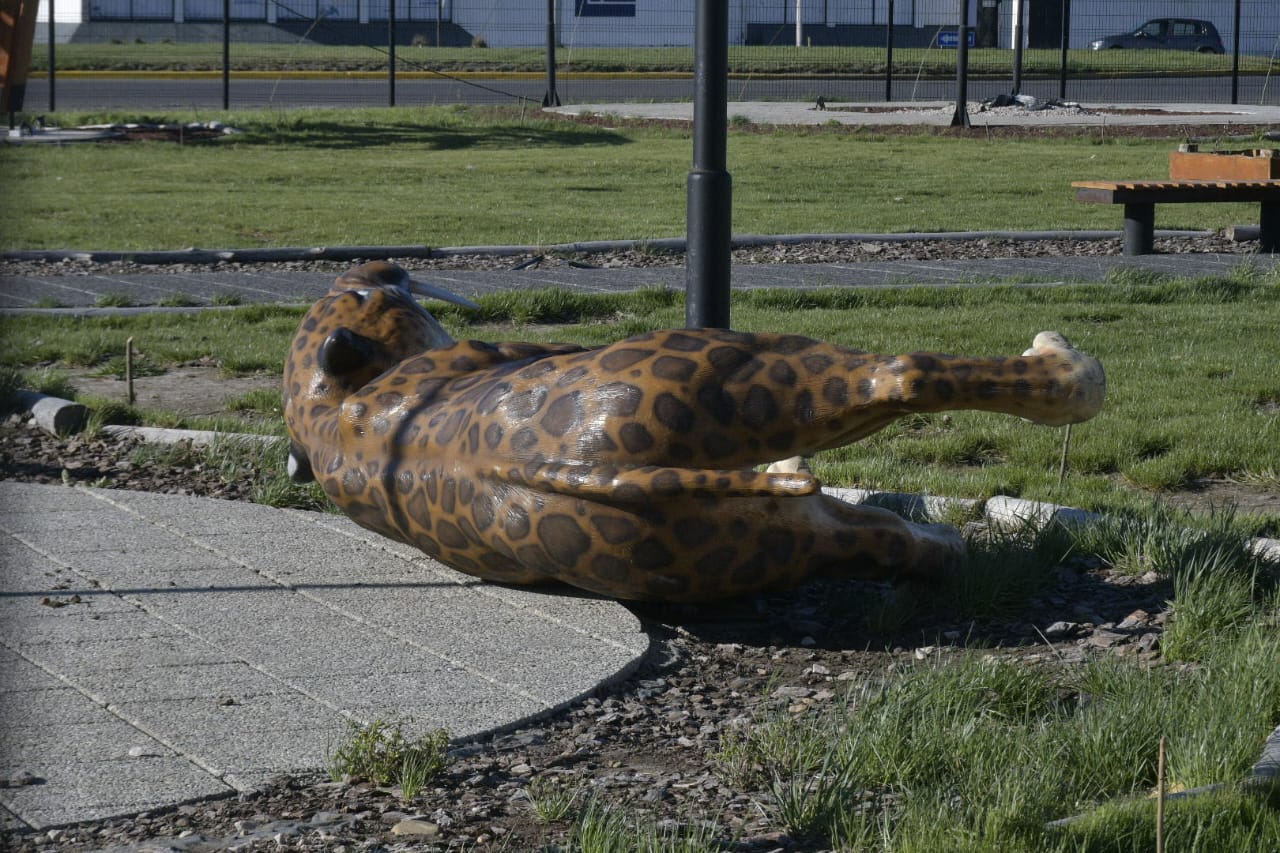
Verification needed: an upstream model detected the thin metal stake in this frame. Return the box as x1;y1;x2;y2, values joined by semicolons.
1156;735;1166;853
1056;423;1072;489
125;337;135;405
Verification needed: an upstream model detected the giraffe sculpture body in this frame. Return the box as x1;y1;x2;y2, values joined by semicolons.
284;262;1105;602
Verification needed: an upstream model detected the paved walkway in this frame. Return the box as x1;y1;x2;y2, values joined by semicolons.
3;251;1278;311
0;482;648;830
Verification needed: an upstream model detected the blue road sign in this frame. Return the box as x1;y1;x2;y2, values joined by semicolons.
938;30;976;48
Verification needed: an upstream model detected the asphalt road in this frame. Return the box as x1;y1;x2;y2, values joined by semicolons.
21;73;1277;112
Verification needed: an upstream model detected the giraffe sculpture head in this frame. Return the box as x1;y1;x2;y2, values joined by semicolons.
283;262;1105;602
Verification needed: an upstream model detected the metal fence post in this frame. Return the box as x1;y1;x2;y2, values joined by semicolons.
884;0;894;102
1231;0;1241;105
1012;0;1023;95
221;0;229;110
543;0;559;107
388;0;397;107
950;0;970;127
685;0;731;330
46;0;54;112
1058;0;1070;101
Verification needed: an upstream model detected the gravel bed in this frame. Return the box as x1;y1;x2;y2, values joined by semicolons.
0;232;1257;280
0;416;1177;852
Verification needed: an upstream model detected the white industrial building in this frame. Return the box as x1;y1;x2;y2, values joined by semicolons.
32;0;1279;56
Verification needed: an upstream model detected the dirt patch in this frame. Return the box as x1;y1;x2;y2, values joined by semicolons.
63;366;278;417
1156;477;1280;520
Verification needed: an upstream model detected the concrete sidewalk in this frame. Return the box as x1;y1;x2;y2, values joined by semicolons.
0;482;649;830
549;99;1280;128
3;251;1278;311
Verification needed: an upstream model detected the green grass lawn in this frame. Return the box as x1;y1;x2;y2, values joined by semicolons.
0;105;1269;251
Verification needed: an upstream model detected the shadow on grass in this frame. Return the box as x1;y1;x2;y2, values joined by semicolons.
628;534;1170;657
234;120;632;151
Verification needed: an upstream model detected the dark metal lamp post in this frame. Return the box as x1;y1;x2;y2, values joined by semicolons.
685;0;732;330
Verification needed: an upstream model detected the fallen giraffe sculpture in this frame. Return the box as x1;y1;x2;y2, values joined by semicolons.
283;262;1105;602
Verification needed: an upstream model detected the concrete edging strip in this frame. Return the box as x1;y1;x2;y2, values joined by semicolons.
99;425;279;449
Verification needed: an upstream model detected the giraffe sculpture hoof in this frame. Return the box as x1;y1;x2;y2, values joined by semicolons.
283;262;1105;602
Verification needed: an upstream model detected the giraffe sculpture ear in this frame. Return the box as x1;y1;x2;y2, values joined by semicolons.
318;327;378;378
407;277;480;310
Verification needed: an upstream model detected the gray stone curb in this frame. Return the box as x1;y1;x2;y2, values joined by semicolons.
12;392;88;436
100;425;279;449
985;494;1103;530
984;495;1279;566
821;486;980;522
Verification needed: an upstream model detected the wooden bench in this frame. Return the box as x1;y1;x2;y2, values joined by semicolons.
1072;179;1280;256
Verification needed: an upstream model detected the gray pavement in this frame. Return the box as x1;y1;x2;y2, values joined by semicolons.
0;481;648;830
549;99;1280;128
3;250;1279;311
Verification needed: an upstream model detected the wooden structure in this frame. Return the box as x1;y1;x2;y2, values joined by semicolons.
1169;148;1280;182
1073;180;1280;256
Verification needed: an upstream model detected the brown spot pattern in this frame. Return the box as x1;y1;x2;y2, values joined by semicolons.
285;263;1101;602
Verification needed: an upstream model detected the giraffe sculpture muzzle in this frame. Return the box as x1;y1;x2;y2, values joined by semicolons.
283;262;1106;602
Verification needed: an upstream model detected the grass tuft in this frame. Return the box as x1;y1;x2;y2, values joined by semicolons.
569;796;725;853
1162;543;1267;662
524;775;583;824
0;367;79;410
327;717;448;798
225;387;283;417
94;293;134;308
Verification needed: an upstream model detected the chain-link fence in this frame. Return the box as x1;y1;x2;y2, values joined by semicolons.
19;0;1280;112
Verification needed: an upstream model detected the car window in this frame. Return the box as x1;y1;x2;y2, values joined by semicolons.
1139;21;1166;37
1171;21;1196;37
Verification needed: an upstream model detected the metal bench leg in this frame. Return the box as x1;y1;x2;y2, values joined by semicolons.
1261;202;1279;254
1123;203;1155;255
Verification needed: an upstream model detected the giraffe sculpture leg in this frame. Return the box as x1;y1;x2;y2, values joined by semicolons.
284;263;1106;602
